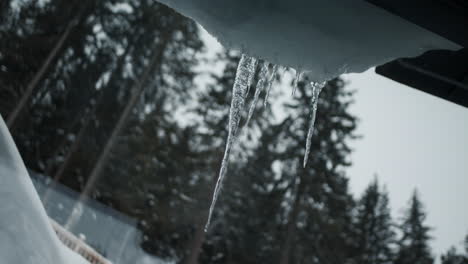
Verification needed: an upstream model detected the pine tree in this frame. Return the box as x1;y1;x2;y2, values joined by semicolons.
353;178;396;264
190;62;358;264
1;0;205;258
186;52;284;264
2;3;360;262
440;233;468;264
1;0;102;170
276;76;357;264
195;72;357;264
441;247;468;264
202;119;288;264
395;190;434;264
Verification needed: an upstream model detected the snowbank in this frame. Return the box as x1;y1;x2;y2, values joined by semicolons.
0;116;88;264
157;0;460;81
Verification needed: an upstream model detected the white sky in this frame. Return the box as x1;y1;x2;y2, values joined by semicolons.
200;27;468;258
345;70;468;257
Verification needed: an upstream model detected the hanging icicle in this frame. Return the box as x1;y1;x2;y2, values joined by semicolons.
245;62;270;128
263;64;278;107
245;59;259;97
303;81;326;168
205;54;258;231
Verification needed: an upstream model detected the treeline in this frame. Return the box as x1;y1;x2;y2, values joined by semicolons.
0;1;466;264
355;181;467;264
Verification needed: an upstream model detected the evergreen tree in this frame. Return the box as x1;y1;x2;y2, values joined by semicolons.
275;75;357;264
99;109;205;258
395;191;434;264
1;0;204;259
48;0;203;192
441;247;468;264
0;0;203;185
353;178;396;264
188;52;284;264
441;234;468;264
1;2;360;262
181;54;358;264
198;71;358;264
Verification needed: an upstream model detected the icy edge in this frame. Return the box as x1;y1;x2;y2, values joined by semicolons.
156;0;460;82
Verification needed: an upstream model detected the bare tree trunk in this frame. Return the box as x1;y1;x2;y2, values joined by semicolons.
42;114;91;204
184;222;207;264
279;175;305;264
41;45;132;204
65;40;168;229
6;1;88;130
184;154;228;264
47;44;132;181
44;104;93;177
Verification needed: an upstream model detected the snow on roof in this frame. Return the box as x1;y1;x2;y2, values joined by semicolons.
156;0;459;81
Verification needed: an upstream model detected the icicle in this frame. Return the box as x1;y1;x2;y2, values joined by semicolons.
205;54;257;232
292;70;302;96
245;62;269;128
245;59;258;97
303;81;326;168
263;64;278;107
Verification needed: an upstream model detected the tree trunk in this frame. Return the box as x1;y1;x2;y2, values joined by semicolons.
41;45;133;204
44;104;93;177
65;38;168;229
47;43;132;181
279;175;305;264
184;156;225;264
184;222;207;264
6;0;89;130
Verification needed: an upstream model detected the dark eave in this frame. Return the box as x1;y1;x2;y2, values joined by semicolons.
364;0;468;108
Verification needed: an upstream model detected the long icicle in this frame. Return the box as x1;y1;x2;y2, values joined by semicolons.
245;62;269;128
303;81;326;168
245;59;259;96
263;64;278;107
205;54;257;231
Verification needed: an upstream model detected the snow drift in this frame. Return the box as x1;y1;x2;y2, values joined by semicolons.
156;0;460;82
0;116;88;264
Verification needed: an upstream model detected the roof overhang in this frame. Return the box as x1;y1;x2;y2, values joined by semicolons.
365;0;468;108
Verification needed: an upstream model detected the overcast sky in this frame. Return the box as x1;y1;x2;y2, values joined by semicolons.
345;69;468;257
200;27;468;258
